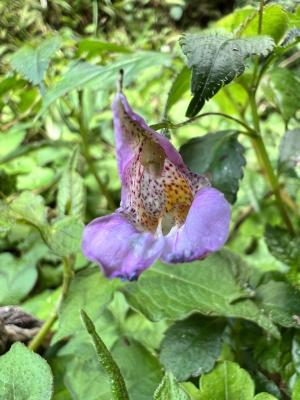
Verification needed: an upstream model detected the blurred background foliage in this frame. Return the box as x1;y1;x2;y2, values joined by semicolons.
0;0;300;399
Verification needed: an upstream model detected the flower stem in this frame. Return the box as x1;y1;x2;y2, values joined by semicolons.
28;256;74;352
248;93;295;235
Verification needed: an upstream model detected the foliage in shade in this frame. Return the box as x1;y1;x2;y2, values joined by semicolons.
0;342;53;400
180;34;274;116
180;130;245;203
153;371;191;400
278;129;300;175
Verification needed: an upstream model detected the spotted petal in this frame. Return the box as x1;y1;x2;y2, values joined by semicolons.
161;187;231;263
82;212;165;279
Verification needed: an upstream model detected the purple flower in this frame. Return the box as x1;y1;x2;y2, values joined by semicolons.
82;90;231;280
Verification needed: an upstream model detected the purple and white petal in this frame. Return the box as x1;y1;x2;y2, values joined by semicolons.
82;212;165;279
161;187;231;263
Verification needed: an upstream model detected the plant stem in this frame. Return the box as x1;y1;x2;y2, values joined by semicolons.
28;256;74;352
248;93;295;234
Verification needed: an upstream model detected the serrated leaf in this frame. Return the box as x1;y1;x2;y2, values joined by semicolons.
256;280;300;328
57;147;85;219
0;342;53;400
278;129;300;175
265;68;300;121
39;52;171;114
198;361;254;400
160;315;225;381
153;372;191;400
10;36;60;87
53;268;121;343
180;130;245;203
165;66;191;115
123;250;280;338
265;225;300;266
180;34;274;116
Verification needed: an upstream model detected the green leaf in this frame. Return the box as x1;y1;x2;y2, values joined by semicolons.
180;34;274;116
77;39;131;57
0;342;53;400
256;280;300;328
165;66;191;115
265;225;300;266
160;315;225;381
180;130;245;203
278;129;300;175
0;128;26;158
17;166;55;190
57;147;85;219
81;309;129;400
293;376;300;400
123;250;279;338
0;201;15;232
198;361;254;400
153;371;191;400
0;252;37;305
46;216;84;256
240;5;289;43
10;36;60;87
281;28;300;47
39;52;171;114
254;393;278;400
53;267;121;343
265;68;300;122
9;191;48;229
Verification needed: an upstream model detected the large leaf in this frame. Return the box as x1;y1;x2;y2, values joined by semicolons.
180;130;246;203
160;315;225;381
265;225;300;267
123;250;280;338
265;68;300;122
39;52;172;114
180;34;274;117
153;372;191;400
198;361;254;400
278;129;300;175
10;36;60;87
0;342;53;400
53;268;121;343
77;39;131;58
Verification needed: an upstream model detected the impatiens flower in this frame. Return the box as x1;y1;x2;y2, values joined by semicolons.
82;87;231;280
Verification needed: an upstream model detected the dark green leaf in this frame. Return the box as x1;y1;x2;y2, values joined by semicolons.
160;315;225;381
180;130;245;203
180;34;274;116
278;129;300;175
10;36;60;87
198;361;254;400
0;342;53;400
153;372;191;400
265;225;300;266
123;250;279;338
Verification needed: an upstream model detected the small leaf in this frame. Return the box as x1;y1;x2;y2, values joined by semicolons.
57;147;86;219
180;130;246;203
254;393;278;400
198;361;254;400
10;36;60;87
0;128;26;158
123;250;279;338
265;224;300;266
160;315;225;381
81;309;129;400
278;129;300;175
0;342;53;400
180;34;274;116
164;66;191;115
281;28;300;47
153;371;191;400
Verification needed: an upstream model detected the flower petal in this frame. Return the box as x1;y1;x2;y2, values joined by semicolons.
82;212;164;279
112;92;187;182
161;187;231;263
